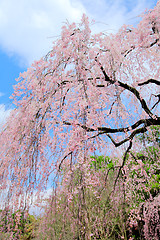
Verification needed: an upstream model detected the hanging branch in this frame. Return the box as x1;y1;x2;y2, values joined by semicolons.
113;140;133;190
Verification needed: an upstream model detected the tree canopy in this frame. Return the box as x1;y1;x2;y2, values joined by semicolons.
0;2;160;238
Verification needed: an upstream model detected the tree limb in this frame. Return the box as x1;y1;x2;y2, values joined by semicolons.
138;79;160;86
106;126;147;147
95;57;155;118
63;117;160;147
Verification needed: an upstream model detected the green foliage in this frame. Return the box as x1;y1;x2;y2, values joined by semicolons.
129;126;160;199
20;214;37;240
34;156;130;240
137;125;160;145
90;155;115;171
0;210;37;239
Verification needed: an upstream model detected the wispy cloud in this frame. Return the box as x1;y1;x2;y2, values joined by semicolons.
81;0;157;33
0;0;157;66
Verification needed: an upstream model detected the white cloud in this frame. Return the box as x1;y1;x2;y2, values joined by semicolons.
0;0;86;66
0;0;157;66
29;188;53;216
0;104;12;128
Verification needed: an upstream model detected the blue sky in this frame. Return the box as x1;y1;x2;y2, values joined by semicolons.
0;0;158;123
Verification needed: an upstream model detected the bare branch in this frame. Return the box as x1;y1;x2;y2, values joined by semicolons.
63;117;160;147
107;126;147;147
113;140;133;190
122;45;135;57
95;57;156;118
146;38;159;48
151;94;160;110
138;79;160;86
58;151;73;171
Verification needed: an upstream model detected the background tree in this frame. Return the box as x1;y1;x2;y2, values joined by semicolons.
34;125;160;240
34;124;160;240
0;209;37;239
35;155;128;240
125;125;160;239
0;1;160;239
